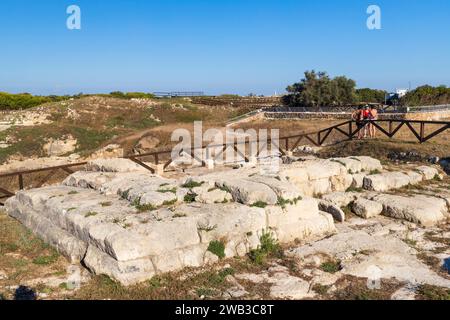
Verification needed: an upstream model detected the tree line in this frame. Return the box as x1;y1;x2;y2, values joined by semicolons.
283;71;387;107
0;92;156;110
284;70;450;108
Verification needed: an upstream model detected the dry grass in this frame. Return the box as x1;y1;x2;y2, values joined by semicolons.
0;96;253;164
0;210;68;300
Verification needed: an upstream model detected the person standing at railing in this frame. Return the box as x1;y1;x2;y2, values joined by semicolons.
352;106;364;139
369;105;378;138
361;105;371;138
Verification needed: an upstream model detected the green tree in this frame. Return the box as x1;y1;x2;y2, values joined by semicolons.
400;85;450;106
285;71;356;108
355;88;387;103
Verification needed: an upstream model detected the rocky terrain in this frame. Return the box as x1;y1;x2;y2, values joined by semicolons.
1;154;449;300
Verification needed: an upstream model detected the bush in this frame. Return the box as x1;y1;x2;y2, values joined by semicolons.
0;92;72;110
249;230;282;264
207;240;226;259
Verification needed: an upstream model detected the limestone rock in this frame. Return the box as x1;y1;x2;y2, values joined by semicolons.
370;194;448;227
86;158;150;173
269;273;315;300
414;166;440;180
363;172;414;192
351;198;383;219
318;200;346;222
43;136;77;157
215;178;278;205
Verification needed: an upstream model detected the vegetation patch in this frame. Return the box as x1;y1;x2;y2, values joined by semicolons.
32;252;59;266
416;285;450;300
84;211;98;218
250;201;268;209
157;187;177;194
207;240;226;259
276;196;302;209
181;180;204;189
162;199;177;206
320;259;342;274
184;193;197;203
100;202;112;207
249;230;282;265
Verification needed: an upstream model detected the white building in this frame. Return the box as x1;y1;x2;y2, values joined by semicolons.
396;89;409;98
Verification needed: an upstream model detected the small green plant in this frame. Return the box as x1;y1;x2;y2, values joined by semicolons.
135;203;157;212
312;284;330;295
181;180;204;189
209;268;236;285
162;199;177;206
345;187;364;193
276;196;303;209
251;201;268;209
173;213;187;218
207;240;226;259
33;253;59;266
68;191;79;195
368;169;382;175
100;202;112;207
320;260;341;274
157;187;177;194
85;211;98;218
147;276;165;289
67;207;77;212
249;230;282;265
196;287;216;297
403;238;417;247
217;185;232;193
184;193;197;203
132;198;157;212
417;285;450;300
121;189;131;200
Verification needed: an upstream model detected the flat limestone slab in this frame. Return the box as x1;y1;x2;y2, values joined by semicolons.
370;194;448;227
363;171;419;192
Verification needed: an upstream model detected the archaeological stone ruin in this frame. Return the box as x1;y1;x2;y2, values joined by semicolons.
4;155;450;285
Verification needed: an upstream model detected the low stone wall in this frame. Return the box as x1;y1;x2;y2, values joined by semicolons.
264;109;450;121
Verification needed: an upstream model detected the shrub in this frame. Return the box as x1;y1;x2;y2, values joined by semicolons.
181;180;204;189
184;193;197;203
249;230;282;264
207;240;226;259
251;201;268;209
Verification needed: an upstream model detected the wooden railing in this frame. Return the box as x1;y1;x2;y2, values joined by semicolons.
1;119;449;205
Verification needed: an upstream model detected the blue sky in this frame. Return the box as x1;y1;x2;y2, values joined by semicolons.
1;0;449;95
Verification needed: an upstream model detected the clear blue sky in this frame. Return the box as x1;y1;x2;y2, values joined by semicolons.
1;0;449;95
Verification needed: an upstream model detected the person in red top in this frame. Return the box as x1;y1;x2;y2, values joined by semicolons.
362;105;371;138
369;105;379;138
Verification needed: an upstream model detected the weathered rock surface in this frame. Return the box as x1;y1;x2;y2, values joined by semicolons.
43;136;77;157
289;226;450;288
4;156;449;290
86;158;150;173
351;198;383;219
363;172;416;192
318;200;346;222
369;194;448;227
6;163;336;285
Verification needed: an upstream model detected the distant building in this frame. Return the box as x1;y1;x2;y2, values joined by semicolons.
396;89;409;98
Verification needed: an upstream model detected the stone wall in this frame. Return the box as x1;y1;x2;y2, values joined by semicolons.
264;109;450;121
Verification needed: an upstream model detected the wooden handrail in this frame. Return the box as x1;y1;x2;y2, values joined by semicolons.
1;119;449;204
